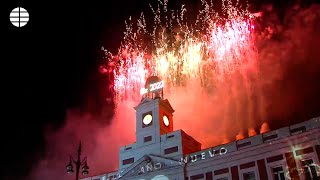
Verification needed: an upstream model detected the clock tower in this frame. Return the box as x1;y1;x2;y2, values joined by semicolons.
119;76;201;173
135;76;174;146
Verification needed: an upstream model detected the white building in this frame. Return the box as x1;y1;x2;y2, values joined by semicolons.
82;76;320;180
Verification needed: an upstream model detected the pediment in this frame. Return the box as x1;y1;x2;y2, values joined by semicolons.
119;154;181;178
134;98;175;113
159;99;175;113
134;97;153;109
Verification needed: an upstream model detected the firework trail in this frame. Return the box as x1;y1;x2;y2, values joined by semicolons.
101;0;257;101
99;0;274;147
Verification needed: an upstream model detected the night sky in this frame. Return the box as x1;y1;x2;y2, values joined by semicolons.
4;0;320;179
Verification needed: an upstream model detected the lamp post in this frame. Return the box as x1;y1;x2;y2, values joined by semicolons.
66;141;89;180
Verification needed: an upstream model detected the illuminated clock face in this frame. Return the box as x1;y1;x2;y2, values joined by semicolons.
163;115;169;126
143;114;153;125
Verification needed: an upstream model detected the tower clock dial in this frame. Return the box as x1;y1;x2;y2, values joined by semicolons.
143;114;153;125
163;115;169;126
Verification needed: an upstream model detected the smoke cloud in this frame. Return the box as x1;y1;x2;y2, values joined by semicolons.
260;122;270;133
167;3;320;147
29;2;320;179
29;104;136;180
236;132;245;141
248;128;257;137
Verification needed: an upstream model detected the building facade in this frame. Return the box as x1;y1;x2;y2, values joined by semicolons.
82;77;320;180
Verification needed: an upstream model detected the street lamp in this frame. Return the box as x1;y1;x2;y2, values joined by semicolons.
66;141;89;180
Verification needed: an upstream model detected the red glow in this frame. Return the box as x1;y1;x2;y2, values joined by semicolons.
100;0;320;148
29;2;320;179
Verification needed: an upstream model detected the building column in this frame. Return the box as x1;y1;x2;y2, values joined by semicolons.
285;152;299;180
315;145;320;162
205;172;213;180
231;166;239;180
257;159;268;180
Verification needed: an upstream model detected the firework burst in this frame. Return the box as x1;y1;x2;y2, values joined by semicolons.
101;0;257;103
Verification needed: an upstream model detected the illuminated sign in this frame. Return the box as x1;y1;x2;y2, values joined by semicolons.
150;81;164;92
137;162;162;174
111;162;162;179
179;147;227;164
140;80;164;95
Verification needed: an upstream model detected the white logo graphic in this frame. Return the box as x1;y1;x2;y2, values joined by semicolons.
10;7;29;27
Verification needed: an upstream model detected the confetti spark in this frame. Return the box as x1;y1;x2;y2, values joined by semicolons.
101;0;257;103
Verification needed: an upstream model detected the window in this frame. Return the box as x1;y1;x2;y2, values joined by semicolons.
240;162;255;170
290;126;306;134
164;146;178;155
107;176;115;180
301;159;319;180
144;136;152;142
167;134;175;138
272;166;285;180
190;174;204;180
263;134;278;141
237;141;251;148
296;147;314;156
122;157;134;165
266;154;283;163
217;178;228;180
243;172;256;180
205;172;213;180
214;168;229;175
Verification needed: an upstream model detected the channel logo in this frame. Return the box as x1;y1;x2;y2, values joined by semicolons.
10;7;29;27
